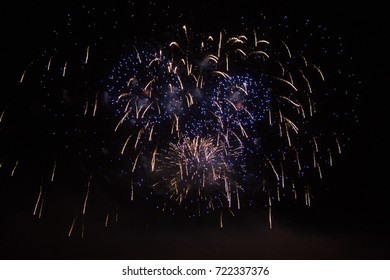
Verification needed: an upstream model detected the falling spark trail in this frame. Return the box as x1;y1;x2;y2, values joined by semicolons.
328;148;333;166
93;92;98;117
281;41;292;58
0;156;4;169
81;223;85;239
268;193;273;229
217;31;222;58
268;109;272;126
335;137;342;154
120;134;132;155
84;46;90;64
295;149;302;171
132;153;140;173
84;96;89;115
317;163;323;179
0;109;6;123
236;186;241;209
19;70;26;83
62;61;67;77
105;213;109;227
312;64;325;81
265;157;279;181
11;160;18;177
47;56;53;70
83;176;92;215
38;197;44;219
68;215;78;237
292;182;297;200
130;179;134;201
82;188;90;215
274;77;298;91
51;160;56;182
134;129;142;149
305;188;311;207
33;183;43;216
115;109;132;131
151;146;158;171
312;136;319;152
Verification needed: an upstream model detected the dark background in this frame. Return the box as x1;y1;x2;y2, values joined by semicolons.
1;0;389;259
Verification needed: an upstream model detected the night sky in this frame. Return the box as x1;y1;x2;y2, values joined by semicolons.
1;0;389;260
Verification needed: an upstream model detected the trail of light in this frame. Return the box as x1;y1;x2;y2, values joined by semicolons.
68;215;78;237
268;192;273;229
51;160;56;182
82;176;92;215
47;56;53;70
84;46;90;64
62;61;67;77
132;153;140;172
93;92;98;117
33;183;43;216
19;70;26;83
120;134;132;155
11;160;18;177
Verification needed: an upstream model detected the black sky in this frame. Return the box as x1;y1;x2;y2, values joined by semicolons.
1;0;389;259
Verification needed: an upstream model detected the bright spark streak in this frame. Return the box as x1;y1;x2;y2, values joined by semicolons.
83;175;92;215
151;146;158;171
19;70;26;83
84;46;90;64
268;193;273;229
47;56;53;70
132;153;140;173
120;134;132;155
33;183;43;216
274;77;298;91
84;96;89;115
0;109;5;123
218;31;222;58
68;215;78;237
11;160;18;177
281;41;292;58
62;61;67;77
92;92;98;117
265;156;280;181
51;160;56;182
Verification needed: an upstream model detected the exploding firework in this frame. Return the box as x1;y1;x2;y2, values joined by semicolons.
106;24;354;225
1;1;358;236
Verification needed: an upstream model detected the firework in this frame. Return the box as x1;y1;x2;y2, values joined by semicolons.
1;1;358;235
106;24;348;224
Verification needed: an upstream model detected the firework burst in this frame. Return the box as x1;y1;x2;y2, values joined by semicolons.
106;24;349;225
1;1;358;235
